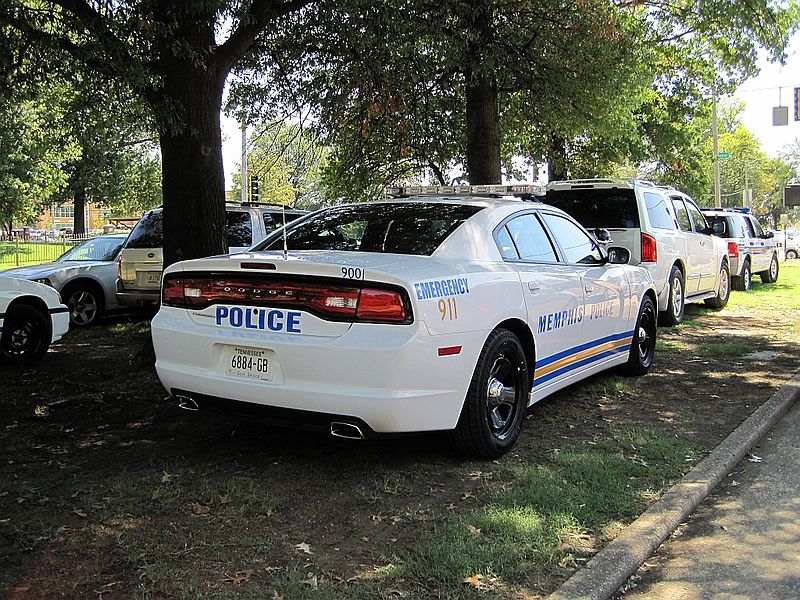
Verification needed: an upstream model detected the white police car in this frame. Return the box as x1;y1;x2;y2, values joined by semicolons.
1;277;70;365
152;186;658;457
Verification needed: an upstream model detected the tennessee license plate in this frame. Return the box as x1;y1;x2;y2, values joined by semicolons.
222;345;272;381
140;271;161;285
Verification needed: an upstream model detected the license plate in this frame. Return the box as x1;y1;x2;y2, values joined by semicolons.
222;346;272;381
139;271;161;285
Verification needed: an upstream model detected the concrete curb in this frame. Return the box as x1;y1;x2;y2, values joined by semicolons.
548;370;800;600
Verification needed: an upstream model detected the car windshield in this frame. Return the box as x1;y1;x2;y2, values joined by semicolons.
543;188;641;228
252;202;484;255
58;236;125;261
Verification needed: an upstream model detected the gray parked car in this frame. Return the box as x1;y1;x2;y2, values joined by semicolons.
0;233;128;326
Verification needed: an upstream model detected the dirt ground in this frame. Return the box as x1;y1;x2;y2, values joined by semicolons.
2;287;799;599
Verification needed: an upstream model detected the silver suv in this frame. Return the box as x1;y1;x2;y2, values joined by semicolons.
116;203;307;308
544;179;730;325
701;208;779;290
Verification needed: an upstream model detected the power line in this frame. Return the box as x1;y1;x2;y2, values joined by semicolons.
733;84;800;94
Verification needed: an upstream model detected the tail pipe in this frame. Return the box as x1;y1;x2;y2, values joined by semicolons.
330;421;365;440
176;394;199;412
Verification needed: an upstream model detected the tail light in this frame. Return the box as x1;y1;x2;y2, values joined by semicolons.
641;232;657;263
727;242;739;258
161;274;410;324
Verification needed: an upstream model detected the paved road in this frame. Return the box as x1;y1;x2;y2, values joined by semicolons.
619;401;800;599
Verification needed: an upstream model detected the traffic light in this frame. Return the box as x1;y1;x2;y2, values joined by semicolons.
251;174;259;202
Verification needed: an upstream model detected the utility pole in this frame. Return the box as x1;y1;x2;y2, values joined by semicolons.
744;161;751;209
241;121;248;204
712;90;722;207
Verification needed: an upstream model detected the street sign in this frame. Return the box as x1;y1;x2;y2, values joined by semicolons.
785;185;800;208
718;152;730;159
795;87;800;122
773;105;789;126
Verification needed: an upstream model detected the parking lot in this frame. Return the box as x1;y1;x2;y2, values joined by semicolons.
2;263;799;599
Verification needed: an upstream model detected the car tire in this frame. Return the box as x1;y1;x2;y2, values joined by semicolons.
705;262;731;310
732;259;751;291
0;304;52;365
787;250;797;260
63;282;104;326
450;329;529;458
621;295;656;376
659;265;685;326
760;254;779;284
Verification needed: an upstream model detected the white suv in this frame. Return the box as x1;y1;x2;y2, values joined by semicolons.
544;179;730;325
116;203;307;308
701;208;779;290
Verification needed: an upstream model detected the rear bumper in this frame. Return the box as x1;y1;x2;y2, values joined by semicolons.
152;306;481;433
115;279;160;307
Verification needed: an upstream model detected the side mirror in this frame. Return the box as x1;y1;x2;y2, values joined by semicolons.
712;222;725;235
763;230;774;239
607;246;631;265
593;228;613;246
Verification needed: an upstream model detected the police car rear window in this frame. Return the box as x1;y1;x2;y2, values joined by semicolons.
253;203;483;255
543;188;640;229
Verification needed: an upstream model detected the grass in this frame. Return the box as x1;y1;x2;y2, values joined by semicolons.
728;260;800;311
259;428;697;599
0;240;73;269
696;342;753;357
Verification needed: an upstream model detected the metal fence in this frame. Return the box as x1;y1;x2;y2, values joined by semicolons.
0;234;95;270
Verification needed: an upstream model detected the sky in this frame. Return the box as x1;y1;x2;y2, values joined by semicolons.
220;32;800;191
734;31;800;158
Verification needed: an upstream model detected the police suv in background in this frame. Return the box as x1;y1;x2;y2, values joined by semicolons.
701;208;779;291
116;203;307;308
544;179;730;326
151;185;658;457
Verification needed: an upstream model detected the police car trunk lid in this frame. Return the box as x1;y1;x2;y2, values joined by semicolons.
164;251;442;338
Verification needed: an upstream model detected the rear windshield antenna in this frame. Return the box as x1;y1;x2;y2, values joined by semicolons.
282;205;288;260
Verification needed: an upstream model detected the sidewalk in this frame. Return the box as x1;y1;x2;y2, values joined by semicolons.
619;399;800;599
549;371;800;600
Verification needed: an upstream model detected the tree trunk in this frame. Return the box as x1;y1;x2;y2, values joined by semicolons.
463;0;501;186
547;135;568;181
158;66;228;269
73;187;86;235
465;73;502;185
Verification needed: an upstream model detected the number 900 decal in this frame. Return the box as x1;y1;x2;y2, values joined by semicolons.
341;266;364;280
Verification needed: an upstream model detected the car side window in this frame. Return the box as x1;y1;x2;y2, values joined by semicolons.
540;213;604;264
749;217;765;237
263;212;278;233
644;192;675;229
742;216;756;238
226;211;253;247
685;202;708;233
502;214;558;262
671;198;692;232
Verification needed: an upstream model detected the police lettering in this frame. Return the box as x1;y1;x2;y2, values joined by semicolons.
215;306;302;333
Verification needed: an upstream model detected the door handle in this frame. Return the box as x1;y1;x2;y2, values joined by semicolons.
584;284;594;294
528;281;541;293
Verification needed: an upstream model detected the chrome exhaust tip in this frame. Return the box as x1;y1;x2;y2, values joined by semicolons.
330;421;365;440
176;395;200;412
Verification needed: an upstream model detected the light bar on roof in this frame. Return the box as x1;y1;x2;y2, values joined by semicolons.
386;184;545;197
